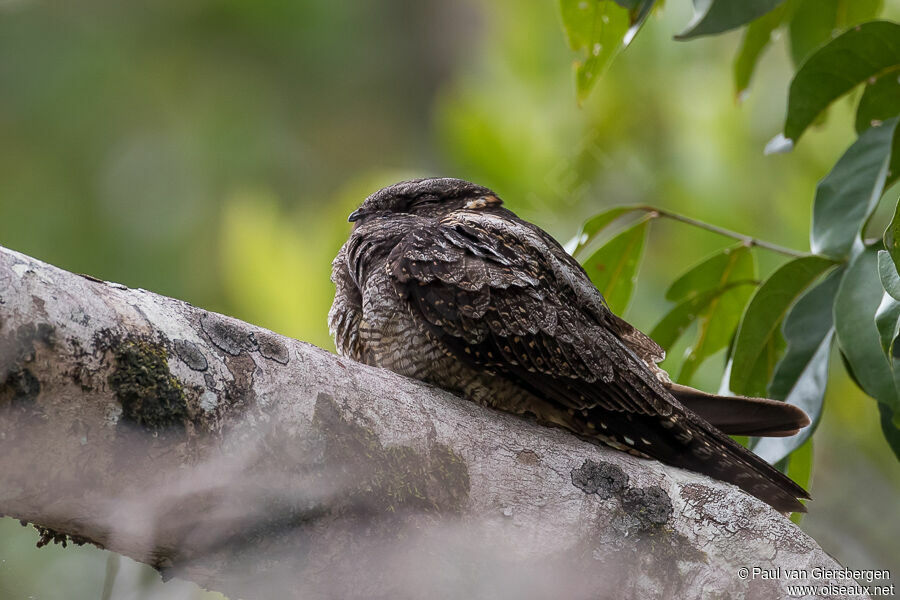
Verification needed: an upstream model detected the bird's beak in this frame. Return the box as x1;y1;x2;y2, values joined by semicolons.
348;208;368;223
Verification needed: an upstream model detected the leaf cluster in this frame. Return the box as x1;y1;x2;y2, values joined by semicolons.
561;0;900;499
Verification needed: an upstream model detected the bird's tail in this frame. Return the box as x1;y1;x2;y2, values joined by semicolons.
574;401;810;513
666;382;810;437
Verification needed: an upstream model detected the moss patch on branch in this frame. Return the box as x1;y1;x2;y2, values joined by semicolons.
108;339;189;433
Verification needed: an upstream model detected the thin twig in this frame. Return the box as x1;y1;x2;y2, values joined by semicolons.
636;205;810;258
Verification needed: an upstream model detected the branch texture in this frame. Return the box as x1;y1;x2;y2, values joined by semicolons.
0;245;861;599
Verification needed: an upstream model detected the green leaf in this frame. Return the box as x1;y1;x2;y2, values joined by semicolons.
810;117;898;258
677;248;757;384
768;266;842;400
676;0;786;40
879;403;900;461
650;287;729;350
742;330;787;398
888;134;900;188
876;254;900;361
855;68;900;134
582;219;649;315
758;333;831;463
733;2;790;98
784;438;813;522
573;205;642;256
751;266;842;465
839;350;866;392
650;246;756;362
730;256;837;395
753;286;840;464
874;292;900;356
623;0;657;50
783;21;900;143
834;246;898;409
560;0;631;103
626;0;656;29
788;0;884;67
665;245;752;301
878;250;900;301
856;70;900;187
884;200;900;272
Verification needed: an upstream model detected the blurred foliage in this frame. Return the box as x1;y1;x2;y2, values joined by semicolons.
1;0;899;597
561;0;900;483
582;216;650;314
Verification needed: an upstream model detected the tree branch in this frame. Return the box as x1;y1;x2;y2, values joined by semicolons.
0;245;861;599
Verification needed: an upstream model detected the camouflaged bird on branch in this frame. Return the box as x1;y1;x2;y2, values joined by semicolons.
329;178;810;512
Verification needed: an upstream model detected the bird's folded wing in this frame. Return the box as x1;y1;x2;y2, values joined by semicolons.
387;210;809;512
388;211;671;416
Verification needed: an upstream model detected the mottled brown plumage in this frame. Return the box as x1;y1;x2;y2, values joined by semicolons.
329;178;810;512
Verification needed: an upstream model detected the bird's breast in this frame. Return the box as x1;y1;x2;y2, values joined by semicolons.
352;266;449;381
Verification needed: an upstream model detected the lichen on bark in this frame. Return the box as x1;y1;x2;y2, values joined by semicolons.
107;337;190;432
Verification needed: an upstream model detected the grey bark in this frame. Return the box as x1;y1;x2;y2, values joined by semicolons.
0;244;866;600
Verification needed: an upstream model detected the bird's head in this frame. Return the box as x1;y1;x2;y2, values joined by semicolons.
348;177;503;224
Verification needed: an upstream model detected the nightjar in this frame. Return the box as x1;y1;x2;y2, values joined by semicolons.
329;177;810;512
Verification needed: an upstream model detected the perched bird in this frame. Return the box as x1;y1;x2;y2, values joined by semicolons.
329;178;810;512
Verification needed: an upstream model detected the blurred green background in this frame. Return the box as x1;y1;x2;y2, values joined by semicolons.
1;0;898;597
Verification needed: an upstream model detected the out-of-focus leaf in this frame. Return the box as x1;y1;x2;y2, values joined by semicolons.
650;287;729;350
651;246;756;363
878;250;900;301
220;189;338;349
884;201;900;272
763;134;795;155
665;245;751;301
879;403;900;460
784;438;813;523
741;329;787;398
560;0;631;103
839;351;866;392
875;292;900;356
889;135;900;188
582;219;649;315
810;118;898;258
788;0;884;67
783;21;900;143
733;3;790;98
752;267;842;464
756;333;832;462
730;256;837;395
677;248;757;384
624;0;657;46
676;0;786;40
875;253;900;360
572;205;642;256
834;247;898;409
856;71;900;187
768;266;842;399
856;70;900;134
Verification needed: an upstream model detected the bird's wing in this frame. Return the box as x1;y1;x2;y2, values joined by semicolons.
389;210;672;416
388;210;809;512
